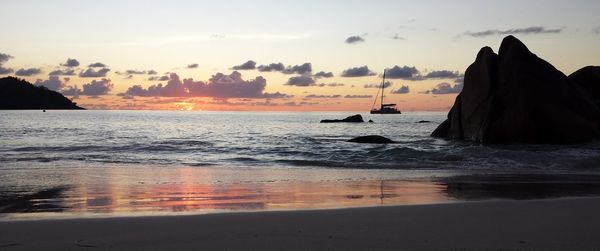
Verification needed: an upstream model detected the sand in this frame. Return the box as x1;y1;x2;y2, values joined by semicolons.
1;197;599;250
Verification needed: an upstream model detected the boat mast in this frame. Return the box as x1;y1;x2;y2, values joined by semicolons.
380;70;386;109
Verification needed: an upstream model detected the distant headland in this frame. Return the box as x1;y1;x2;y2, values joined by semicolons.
0;76;84;110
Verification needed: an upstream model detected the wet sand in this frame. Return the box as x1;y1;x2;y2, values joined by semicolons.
1;197;600;250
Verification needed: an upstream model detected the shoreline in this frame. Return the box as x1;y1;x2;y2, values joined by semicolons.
2;197;599;250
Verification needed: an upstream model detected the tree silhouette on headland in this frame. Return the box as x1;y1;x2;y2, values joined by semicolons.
0;76;84;109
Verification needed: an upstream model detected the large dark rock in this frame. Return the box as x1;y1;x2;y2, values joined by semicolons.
348;135;394;144
320;114;364;123
569;66;600;107
0;76;84;110
432;36;600;144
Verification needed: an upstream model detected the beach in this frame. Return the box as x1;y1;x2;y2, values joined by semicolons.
2;197;599;250
2;111;600;249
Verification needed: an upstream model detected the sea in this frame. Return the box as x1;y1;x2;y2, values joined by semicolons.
2;110;600;219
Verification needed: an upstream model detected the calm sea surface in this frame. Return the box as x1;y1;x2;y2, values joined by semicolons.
1;110;600;219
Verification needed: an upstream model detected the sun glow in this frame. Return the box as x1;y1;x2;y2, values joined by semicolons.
174;102;195;111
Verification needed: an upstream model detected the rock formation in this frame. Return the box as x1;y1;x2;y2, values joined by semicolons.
348;135;394;144
0;76;84;110
320;114;364;123
569;66;600;107
432;36;600;144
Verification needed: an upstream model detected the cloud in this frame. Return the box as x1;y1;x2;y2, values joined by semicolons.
147;70;158;75
428;82;463;94
286;75;315;87
49;69;75;76
15;68;42;76
385;65;420;80
0;67;13;75
262;92;293;99
391;34;405;40
315;82;345;87
232;60;256;70
391;85;410;94
282;63;312;74
61;58;80;67
344;95;372;98
385;66;462;81
314;71;333;78
364;81;392;88
257;62;285;72
35;76;69;91
127;70;147;74
88;62;107;68
0;53;13;64
187;63;199;69
0;53;14;74
61;78;113;96
341;66;376;77
462;26;563;38
61;85;82;96
124;71;289;99
148;75;170;81
116;69;150;75
424;70;462;79
345;35;365;44
79;68;110;77
82;78;114;96
305;94;341;99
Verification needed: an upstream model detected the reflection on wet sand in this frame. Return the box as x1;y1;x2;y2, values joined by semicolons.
1;180;448;218
5;166;600;219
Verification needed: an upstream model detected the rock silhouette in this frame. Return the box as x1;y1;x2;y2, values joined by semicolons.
320;114;364;123
0;76;84;110
432;36;600;144
569;66;600;107
348;135;394;144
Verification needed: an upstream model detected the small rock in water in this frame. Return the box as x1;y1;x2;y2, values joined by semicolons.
320;114;364;123
416;120;430;123
348;135;394;144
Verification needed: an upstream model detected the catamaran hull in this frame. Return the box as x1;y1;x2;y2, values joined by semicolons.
370;110;401;114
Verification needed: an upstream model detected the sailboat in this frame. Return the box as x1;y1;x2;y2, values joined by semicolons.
370;70;401;114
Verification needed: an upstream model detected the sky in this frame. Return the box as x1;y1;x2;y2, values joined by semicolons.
1;0;599;111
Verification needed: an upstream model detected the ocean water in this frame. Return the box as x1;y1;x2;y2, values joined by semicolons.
2;110;600;218
2;110;600;171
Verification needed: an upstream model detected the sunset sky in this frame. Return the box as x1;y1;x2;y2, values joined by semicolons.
1;0;599;111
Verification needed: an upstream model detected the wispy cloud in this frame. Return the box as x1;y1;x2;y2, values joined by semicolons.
70;32;316;47
461;26;564;38
390;33;405;40
304;94;341;99
344;95;372;99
